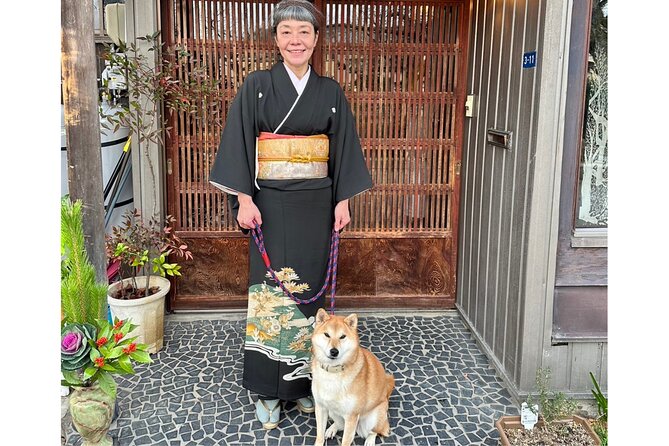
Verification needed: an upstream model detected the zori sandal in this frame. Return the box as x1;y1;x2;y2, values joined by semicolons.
255;398;281;429
295;396;315;414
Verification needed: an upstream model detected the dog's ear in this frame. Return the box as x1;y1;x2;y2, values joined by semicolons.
344;313;358;330
315;308;330;326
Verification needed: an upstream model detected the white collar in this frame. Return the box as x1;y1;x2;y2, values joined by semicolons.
319;363;345;373
283;63;310;96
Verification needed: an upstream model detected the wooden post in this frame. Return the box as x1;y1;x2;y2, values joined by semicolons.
61;0;107;284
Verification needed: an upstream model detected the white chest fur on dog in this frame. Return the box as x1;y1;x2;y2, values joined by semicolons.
312;366;358;413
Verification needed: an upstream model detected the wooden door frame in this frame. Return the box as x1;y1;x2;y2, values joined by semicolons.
163;0;471;310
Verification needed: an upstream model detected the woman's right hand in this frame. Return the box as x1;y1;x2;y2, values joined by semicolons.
237;193;262;229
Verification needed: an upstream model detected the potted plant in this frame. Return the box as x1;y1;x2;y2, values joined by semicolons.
61;318;152;445
106;209;192;353
495;368;601;445
61;197;152;445
61;196;109;398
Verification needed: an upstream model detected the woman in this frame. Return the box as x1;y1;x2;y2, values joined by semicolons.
209;0;372;430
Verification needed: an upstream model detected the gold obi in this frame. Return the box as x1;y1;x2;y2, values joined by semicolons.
257;132;329;180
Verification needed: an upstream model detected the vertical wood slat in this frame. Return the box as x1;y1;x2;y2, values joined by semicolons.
167;0;462;237
162;0;178;227
168;1;279;234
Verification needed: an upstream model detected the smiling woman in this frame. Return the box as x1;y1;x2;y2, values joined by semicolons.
275;20;319;78
208;0;373;433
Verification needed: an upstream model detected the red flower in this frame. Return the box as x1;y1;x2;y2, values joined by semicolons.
94;357;105;368
114;332;124;343
96;337;108;347
114;320;124;330
123;343;137;354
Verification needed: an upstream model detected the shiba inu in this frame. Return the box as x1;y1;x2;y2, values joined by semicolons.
311;308;395;446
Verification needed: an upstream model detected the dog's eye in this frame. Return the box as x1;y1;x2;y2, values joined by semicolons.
324;333;330;338
339;335;346;339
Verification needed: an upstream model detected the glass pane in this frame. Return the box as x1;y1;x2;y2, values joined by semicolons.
576;0;608;229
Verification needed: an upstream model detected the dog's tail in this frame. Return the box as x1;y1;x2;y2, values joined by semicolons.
385;373;395;399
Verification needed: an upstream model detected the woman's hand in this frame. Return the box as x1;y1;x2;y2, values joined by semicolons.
334;199;350;231
237;193;262;229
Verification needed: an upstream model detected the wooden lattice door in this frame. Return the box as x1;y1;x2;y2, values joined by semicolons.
164;0;468;309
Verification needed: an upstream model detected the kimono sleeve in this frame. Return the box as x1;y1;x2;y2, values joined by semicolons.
209;73;260;197
328;86;373;203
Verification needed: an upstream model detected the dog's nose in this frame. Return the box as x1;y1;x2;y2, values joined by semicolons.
329;348;339;358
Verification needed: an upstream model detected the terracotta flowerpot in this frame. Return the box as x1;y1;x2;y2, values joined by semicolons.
495;414;601;446
69;382;115;446
107;275;170;354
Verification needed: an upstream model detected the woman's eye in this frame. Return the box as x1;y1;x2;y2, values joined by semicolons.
324;333;330;338
339;335;346;339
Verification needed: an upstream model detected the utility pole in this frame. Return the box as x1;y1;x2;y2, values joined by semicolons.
62;0;107;283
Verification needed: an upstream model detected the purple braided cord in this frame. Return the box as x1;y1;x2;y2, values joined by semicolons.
251;224;339;313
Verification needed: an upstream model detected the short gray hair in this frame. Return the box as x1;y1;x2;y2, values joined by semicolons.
271;0;323;34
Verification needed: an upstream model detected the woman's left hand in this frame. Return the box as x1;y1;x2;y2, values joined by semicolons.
334;199;350;231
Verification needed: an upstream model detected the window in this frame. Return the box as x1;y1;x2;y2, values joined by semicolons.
575;0;607;232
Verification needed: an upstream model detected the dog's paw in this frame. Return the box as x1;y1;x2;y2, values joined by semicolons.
314;437;325;446
325;423;339;439
364;434;377;446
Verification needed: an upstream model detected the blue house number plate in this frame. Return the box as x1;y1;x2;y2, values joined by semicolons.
523;51;537;68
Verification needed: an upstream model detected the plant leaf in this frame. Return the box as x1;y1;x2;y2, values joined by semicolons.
116;356;135;374
97;372;117;399
107;346;125;360
62;370;83;386
130;351;153;364
83;366;98;381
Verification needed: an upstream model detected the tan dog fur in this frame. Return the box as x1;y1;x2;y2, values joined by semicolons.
311;308;395;446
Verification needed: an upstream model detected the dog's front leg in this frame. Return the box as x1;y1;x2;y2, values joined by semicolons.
341;413;360;446
314;403;328;446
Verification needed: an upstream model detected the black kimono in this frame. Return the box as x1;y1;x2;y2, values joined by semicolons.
209;63;372;400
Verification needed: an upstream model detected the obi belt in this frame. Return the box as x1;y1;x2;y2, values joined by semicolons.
257;132;329;180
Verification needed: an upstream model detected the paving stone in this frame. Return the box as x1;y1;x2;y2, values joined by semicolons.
64;315;518;445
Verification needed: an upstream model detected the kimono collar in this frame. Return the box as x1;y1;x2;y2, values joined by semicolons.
283;63;311;96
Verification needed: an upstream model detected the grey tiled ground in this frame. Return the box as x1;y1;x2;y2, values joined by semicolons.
64;312;519;445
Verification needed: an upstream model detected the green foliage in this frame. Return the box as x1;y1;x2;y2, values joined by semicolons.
589;371;607;422
61;317;153;399
593;420;608;446
61;197;107;324
527;367;578;423
100;34;222;153
106;209;192;298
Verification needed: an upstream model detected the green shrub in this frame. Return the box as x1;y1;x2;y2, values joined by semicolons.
527;367;577;422
61;197;107;324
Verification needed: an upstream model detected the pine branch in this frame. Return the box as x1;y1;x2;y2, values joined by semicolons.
61;198;107;324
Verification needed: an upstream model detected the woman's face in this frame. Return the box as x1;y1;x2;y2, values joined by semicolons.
275;20;318;75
